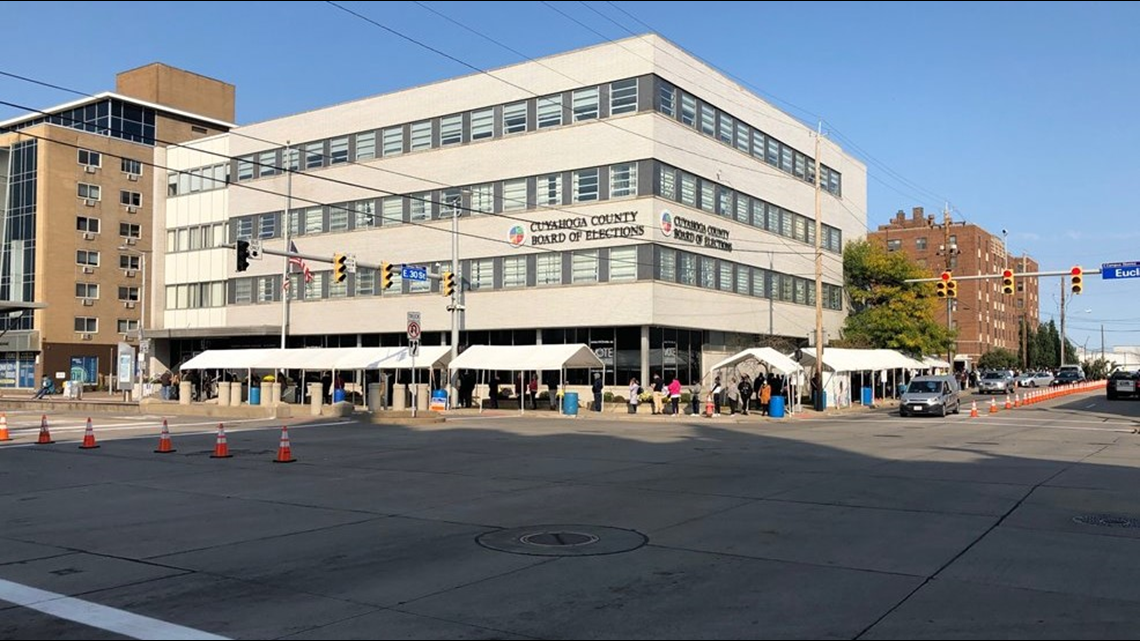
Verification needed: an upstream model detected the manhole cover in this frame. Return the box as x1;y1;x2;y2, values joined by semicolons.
1073;514;1140;528
477;525;647;557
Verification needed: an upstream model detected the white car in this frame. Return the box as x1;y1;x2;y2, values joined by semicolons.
1018;372;1054;387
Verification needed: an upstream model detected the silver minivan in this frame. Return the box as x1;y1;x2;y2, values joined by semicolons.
900;375;961;417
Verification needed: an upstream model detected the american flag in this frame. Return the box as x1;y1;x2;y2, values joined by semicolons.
283;240;313;291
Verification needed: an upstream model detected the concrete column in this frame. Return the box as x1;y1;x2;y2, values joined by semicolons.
392;384;407;411
416;384;429;411
217;381;231;407
269;382;282;405
308;382;323;416
231;381;244;406
640;324;650;386
179;381;191;405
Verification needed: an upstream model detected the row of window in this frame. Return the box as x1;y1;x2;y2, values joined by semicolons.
167;162;228;197
213;159;839;255
165;222;227;253
655;78;841;196
76;216;141;238
76;182;142;207
73;317;139;334
74;283;139;301
16;99;157;146
76;149;143;175
75;250;141;270
168;245;841;310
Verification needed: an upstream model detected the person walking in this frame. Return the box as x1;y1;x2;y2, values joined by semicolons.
668;377;682;416
592;373;604;412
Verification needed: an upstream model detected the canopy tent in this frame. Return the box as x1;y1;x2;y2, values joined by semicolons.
448;344;604;415
706;347;805;376
797;348;924;373
921;356;952;370
179;346;452;371
448;344;603;372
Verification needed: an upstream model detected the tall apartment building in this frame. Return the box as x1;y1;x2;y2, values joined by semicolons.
869;207;1040;369
157;35;866;386
0;64;233;388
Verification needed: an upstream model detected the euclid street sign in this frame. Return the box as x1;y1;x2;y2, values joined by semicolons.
1101;261;1140;280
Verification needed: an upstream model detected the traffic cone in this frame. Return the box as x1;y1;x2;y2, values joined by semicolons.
272;425;295;464
705;396;715;418
154;419;176;454
989;398;998;414
970;400;979;418
1014;393;1020;408
210;423;232;459
1004;395;1012;410
36;414;54;444
0;413;10;442
78;417;99;449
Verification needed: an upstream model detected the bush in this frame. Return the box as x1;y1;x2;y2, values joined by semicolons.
603;391;615;402
611;395;627;404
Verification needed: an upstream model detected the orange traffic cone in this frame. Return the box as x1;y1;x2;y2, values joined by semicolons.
970;400;979;418
705;396;715;418
1014;393;1020;408
0;412;10;442
1004;395;1012;410
154;419;176;454
210;423;232;459
273;425;295;464
36;414;54;444
78;417;99;449
989;398;998;414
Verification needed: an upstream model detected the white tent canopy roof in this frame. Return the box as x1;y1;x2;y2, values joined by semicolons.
706;347;805;376
179;346;452;371
922;356;952;369
449;344;604;371
798;348;926;373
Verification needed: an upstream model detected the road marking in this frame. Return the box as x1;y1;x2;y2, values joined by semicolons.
0;578;228;640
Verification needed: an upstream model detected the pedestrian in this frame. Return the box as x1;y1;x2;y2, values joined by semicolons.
738;374;752;415
759;379;772;416
489;373;499;409
651;373;664;415
592;372;603;412
528;374;539;410
32;375;53;400
547;378;559;411
727;377;740;415
668;377;682;416
711;376;723;417
159;370;172;400
628;377;640;414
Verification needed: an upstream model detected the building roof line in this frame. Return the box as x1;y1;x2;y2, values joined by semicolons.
0;91;235;130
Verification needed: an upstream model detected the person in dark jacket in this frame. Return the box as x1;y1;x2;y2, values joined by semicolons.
738;375;752;415
592;373;604;412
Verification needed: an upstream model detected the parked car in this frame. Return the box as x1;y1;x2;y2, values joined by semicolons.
1107;366;1140;400
1017;371;1054;388
978;371;1014;395
899;375;961;417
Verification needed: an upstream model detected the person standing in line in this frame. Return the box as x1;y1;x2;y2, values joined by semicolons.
651;373;664;415
738;374;752;416
489;373;499;409
592;373;604;412
759;379;772;416
628;377;640;414
528;374;539;410
668;377;682;416
711;376;723;417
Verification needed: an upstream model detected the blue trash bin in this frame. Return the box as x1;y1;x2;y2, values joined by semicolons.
861;387;873;406
563;391;579;416
333;388;346;403
769;395;786;418
249;386;261;406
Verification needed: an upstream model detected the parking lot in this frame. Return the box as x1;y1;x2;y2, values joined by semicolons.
2;392;1140;639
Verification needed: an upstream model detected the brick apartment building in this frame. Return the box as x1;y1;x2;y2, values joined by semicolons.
869;207;1039;370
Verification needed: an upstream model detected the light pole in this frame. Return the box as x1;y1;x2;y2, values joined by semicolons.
118;246;150;386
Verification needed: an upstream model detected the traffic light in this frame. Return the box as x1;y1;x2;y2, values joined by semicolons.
236;240;250;272
935;271;951;298
1070;266;1083;295
946;278;958;298
442;271;455;297
380;261;394;290
1001;268;1015;295
332;253;347;284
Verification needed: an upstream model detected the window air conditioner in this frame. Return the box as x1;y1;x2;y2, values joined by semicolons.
82;298;94;307
81;266;95;274
127;173;140;182
83;199;95;207
125;301;136;309
83;165;96;174
82;232;94;240
125;237;138;245
80;333;92;341
126;206;138;214
124;269;136;277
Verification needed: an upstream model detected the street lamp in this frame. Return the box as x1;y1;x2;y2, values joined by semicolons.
118;246;150;382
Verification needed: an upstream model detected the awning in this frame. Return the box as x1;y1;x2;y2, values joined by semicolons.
798;348;926;373
179;346;452;370
706;347;805;376
448;344;604;371
922;356;951;369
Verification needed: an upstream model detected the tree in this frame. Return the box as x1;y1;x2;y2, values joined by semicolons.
1082;357;1114;380
978;348;1019;371
839;239;955;356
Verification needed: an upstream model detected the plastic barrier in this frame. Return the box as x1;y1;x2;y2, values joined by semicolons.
770;395;786;418
861;387;873;406
563;391;579;416
249;386;261;406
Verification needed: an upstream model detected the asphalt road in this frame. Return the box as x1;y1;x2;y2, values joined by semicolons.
3;390;1140;639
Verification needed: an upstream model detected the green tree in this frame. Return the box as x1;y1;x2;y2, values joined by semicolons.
839;239;955;356
1018;320;1038;370
978;348;1019;371
1082;357;1114;380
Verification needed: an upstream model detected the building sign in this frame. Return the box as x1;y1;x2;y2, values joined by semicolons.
667;212;733;252
70;356;97;385
0;358;34;388
521;211;646;247
591;339;615;367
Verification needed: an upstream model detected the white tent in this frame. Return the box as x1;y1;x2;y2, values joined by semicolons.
798;348;925;407
179;346;452;371
448;344;604;414
707;347;805;376
922;356;952;370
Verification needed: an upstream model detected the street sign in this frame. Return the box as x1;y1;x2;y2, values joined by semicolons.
409;340;420;357
249;240;263;260
402;266;428;281
407;311;421;341
346;255;358;274
1101;261;1140;280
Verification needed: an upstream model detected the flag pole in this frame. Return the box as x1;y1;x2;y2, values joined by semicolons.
280;142;292;349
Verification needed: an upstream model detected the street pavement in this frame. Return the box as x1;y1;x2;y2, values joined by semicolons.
2;391;1140;639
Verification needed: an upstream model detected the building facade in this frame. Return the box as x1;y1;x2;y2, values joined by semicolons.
0;64;233;388
155;35;866;386
869;207;1040;369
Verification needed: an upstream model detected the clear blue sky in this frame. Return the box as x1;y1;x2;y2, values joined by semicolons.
3;1;1138;353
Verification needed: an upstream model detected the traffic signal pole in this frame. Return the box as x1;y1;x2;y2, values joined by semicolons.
1059;277;1066;368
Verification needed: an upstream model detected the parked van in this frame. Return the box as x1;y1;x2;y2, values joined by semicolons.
900;375;961;417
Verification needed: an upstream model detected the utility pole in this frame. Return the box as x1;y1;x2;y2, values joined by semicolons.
450;200;460;401
1059;277;1066;368
942;206;954;369
1021;254;1028;370
813;124;824;411
1101;324;1105;363
280;142;292;349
